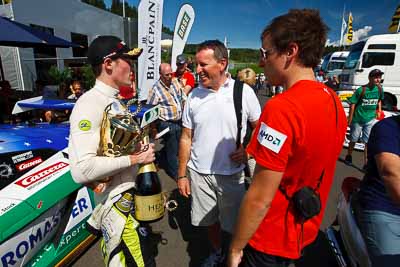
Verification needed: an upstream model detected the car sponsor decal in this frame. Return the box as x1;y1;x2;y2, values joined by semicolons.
0;201;17;216
78;120;91;131
59;222;87;249
11;151;34;164
0;163;13;179
0;209;61;267
15;162;68;190
257;122;287;153
15;157;43;172
63;187;94;233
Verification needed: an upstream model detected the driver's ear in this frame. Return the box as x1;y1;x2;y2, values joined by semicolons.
103;58;114;71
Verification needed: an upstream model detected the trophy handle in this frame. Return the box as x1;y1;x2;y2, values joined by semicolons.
126;98;142;117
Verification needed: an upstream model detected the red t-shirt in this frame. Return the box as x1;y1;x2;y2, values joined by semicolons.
172;70;195;89
246;80;347;259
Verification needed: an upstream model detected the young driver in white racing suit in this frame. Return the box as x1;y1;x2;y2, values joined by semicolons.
68;35;156;267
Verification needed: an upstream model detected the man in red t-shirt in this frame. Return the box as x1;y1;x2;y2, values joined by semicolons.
228;9;347;267
172;54;195;95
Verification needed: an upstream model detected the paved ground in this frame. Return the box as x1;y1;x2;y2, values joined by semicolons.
73;93;365;267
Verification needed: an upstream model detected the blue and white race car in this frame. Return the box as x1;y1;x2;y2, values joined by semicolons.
0;97;151;267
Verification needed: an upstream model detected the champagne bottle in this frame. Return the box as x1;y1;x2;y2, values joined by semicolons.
134;137;164;222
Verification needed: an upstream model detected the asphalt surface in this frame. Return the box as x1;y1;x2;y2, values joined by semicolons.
72;93;365;267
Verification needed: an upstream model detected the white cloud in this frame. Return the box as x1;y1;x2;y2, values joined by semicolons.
351;26;373;43
326;39;340;47
327;25;373;47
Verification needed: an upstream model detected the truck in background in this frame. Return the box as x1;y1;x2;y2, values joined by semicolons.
321;51;349;78
339;34;400;110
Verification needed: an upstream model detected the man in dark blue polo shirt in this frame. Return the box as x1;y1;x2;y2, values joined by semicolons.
357;115;400;266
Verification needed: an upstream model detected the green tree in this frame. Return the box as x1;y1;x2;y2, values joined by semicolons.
125;4;138;18
183;44;198;55
48;66;72;86
110;0;123;16
230;48;259;63
162;26;174;35
48;66;73;98
82;0;107;10
161;50;171;64
110;0;138;18
81;65;96;90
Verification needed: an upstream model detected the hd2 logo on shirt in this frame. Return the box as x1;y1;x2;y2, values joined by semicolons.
257;122;287;153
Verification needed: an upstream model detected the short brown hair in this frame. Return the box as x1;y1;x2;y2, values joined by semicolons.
197;40;228;70
261;9;328;68
92;64;102;77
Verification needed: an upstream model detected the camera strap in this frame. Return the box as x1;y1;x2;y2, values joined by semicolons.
233;80;244;149
278;86;339;200
278;86;339;255
233;80;252;178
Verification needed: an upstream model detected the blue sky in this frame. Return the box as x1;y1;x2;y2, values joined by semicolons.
105;0;400;48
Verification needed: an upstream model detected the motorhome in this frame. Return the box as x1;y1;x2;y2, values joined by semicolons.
321;51;349;77
339;34;400;110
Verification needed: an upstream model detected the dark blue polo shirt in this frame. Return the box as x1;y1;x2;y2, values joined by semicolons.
359;116;400;215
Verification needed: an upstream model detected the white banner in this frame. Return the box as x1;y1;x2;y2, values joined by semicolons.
138;0;164;101
171;4;195;71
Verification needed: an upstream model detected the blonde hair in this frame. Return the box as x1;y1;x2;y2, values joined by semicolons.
237;68;256;87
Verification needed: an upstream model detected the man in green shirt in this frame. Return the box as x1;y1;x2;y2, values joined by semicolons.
345;69;384;168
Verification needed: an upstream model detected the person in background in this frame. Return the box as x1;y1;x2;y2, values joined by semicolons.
325;75;340;90
274;85;283;96
228;9;347;267
356;115;400;266
38;80;58;98
255;74;263;95
238;68;257;93
147;63;186;179
173;54;195;95
187;56;195;72
177;40;261;266
67;80;84;100
322;73;329;84
33;80;56;122
316;70;324;82
344;69;384;169
237;68;259;179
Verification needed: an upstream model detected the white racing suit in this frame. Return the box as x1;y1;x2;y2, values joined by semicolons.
69;80;155;267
